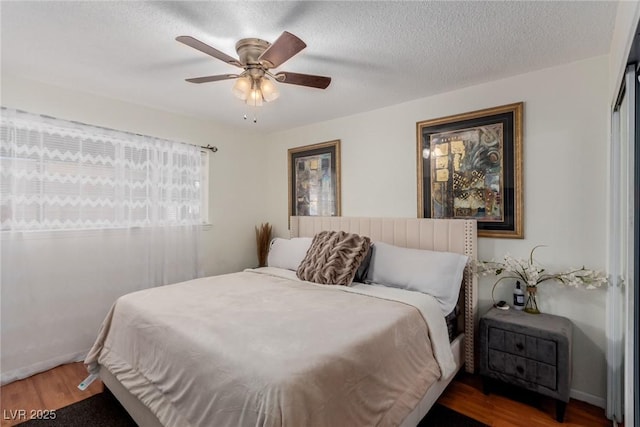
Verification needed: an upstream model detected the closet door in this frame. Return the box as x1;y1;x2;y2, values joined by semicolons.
608;64;637;425
633;63;640;427
625;64;637;427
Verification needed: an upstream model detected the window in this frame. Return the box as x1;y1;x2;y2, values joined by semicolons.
1;108;206;231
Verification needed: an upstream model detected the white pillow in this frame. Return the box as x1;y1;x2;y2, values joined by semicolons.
267;237;313;271
367;242;468;315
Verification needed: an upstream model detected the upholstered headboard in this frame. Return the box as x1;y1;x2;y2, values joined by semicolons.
290;216;478;373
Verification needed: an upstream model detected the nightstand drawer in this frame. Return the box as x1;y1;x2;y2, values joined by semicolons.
488;349;557;390
488;326;557;365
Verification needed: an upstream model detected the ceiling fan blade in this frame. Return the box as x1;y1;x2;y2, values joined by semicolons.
276;72;331;89
258;31;307;68
185;74;238;84
176;36;243;68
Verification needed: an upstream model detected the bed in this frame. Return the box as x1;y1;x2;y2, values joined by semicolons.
86;216;478;427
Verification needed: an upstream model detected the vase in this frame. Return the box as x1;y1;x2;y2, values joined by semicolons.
524;286;540;314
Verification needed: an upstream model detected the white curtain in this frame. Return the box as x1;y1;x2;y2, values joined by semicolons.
0;108;205;384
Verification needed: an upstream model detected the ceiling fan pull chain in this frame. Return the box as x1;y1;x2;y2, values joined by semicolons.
242;112;258;124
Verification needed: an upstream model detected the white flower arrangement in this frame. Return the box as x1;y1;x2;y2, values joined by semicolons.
477;245;608;290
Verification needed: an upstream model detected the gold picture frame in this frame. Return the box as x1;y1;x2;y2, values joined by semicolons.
417;103;523;238
288;140;341;220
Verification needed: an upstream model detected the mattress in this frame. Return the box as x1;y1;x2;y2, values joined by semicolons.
86;267;455;427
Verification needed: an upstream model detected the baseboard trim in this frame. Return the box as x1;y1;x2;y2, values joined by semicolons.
1;349;88;386
570;388;606;408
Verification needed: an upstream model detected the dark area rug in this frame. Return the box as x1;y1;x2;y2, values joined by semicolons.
419;403;489;427
18;392;487;427
17;392;136;427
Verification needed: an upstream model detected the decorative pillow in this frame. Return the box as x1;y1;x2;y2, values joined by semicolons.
353;244;374;283
267;237;313;271
366;242;468;315
297;231;372;286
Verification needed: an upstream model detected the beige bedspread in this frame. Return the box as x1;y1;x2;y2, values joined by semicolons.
85;268;451;427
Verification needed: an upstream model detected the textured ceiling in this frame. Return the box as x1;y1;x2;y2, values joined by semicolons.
1;1;617;132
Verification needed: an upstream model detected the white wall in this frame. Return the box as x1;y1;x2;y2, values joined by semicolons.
263;56;610;404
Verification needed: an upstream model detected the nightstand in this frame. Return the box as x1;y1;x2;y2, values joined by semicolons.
479;307;573;422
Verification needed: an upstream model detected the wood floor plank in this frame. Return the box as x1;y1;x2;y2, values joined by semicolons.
440;373;611;427
59;363;103;401
437;381;494;425
0;363;103;427
0;376;45;427
30;365;76;410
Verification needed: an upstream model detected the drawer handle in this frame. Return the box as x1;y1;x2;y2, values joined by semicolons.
516;343;524;351
516;366;524;374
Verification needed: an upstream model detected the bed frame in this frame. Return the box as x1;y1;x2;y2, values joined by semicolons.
101;216;478;427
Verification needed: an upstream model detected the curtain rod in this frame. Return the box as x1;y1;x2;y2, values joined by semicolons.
1;106;219;153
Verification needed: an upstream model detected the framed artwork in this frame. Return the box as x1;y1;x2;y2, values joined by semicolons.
288;140;341;219
417;103;523;238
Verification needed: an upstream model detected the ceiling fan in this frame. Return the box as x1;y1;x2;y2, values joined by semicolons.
176;31;331;107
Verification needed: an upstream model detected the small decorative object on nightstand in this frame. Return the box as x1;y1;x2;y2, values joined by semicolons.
479;307;573;422
513;280;525;311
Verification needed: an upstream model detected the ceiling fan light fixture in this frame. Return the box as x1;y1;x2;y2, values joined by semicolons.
260;77;280;102
232;76;252;100
247;87;263;107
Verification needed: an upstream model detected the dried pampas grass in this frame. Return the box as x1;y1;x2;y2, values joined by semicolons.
255;222;273;267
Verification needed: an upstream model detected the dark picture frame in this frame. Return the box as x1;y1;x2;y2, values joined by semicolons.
417;103;523;238
288;140;341;219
